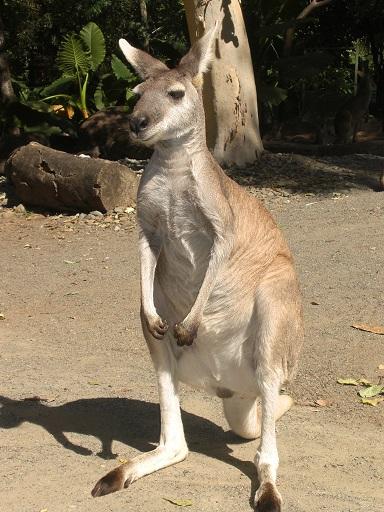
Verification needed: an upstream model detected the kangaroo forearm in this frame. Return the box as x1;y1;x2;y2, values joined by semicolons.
173;235;232;346
184;236;232;327
140;237;160;316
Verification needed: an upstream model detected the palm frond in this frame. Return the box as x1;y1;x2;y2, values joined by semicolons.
57;34;90;76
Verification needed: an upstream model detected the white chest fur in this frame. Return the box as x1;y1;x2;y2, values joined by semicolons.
138;148;212;280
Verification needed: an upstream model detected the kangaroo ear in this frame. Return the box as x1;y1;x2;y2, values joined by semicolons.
119;39;169;80
178;24;218;81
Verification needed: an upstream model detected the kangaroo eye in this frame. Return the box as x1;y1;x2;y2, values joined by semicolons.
168;89;185;100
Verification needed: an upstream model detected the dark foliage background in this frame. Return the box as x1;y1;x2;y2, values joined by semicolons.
1;0;383;140
1;0;188;85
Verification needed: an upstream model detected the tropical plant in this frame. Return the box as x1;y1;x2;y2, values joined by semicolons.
42;22;106;119
41;22;138;120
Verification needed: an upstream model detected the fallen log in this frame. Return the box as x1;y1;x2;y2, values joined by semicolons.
6;142;138;213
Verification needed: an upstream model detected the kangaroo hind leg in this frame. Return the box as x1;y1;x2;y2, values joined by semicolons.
253;272;303;511
223;394;293;440
92;323;188;497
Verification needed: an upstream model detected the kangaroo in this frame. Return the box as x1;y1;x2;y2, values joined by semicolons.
92;28;303;512
334;71;372;144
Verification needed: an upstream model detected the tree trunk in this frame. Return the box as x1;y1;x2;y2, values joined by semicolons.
139;0;149;51
6;142;138;213
0;15;16;104
0;14;20;137
369;34;384;131
183;0;263;167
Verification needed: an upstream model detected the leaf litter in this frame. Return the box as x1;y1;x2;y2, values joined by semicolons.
351;323;384;335
163;498;193;507
337;378;360;386
358;385;384;398
361;397;384;406
337;376;384;406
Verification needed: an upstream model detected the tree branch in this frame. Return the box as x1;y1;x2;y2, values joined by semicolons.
283;0;333;57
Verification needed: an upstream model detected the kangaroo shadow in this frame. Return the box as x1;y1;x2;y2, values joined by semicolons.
0;395;259;500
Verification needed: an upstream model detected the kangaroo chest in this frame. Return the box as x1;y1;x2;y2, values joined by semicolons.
139;157;212;284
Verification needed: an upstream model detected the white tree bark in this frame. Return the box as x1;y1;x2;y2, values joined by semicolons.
184;0;263;167
0;15;16;104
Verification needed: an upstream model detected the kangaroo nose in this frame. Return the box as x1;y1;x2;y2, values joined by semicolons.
129;116;148;135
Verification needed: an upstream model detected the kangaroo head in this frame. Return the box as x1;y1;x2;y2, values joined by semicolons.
119;27;217;146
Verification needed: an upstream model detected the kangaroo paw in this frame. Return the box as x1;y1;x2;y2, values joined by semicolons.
173;322;197;346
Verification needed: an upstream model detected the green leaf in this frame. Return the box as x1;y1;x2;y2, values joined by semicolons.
111;54;135;81
80;22;106;71
337;378;360;386
126;88;135;102
358;385;384;398
20;99;51;113
80;73;89;117
94;81;105;110
162;498;193;507
41;76;76;97
57;34;90;76
23;123;62;136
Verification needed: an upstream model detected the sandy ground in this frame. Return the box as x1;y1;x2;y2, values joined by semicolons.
1;157;384;512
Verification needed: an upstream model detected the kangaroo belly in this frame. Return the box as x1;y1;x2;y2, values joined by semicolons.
155;265;260;397
175;328;259;398
153;228;264;397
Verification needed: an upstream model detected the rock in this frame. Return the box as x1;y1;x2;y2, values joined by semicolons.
14;203;26;214
89;210;103;217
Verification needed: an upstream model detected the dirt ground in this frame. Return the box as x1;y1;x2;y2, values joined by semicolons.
0;153;383;512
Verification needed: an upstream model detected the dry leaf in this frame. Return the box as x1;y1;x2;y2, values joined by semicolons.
118;458;128;464
358;385;384;398
358;378;372;386
337;378;359;386
310;301;320;305
64;260;76;264
314;399;331;407
87;381;100;386
361;397;384;406
351;324;384;335
163;498;193;507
